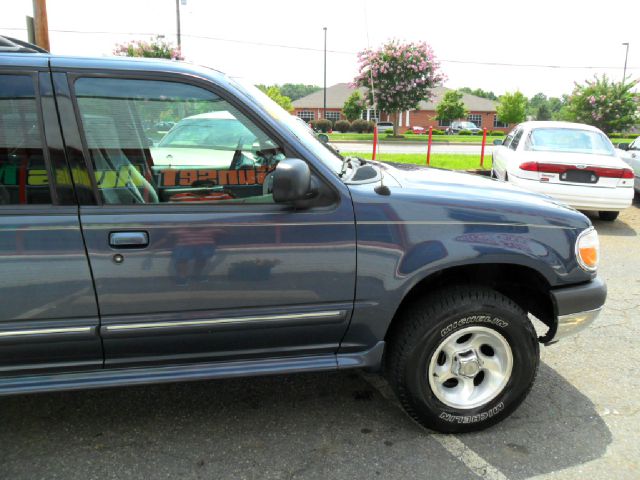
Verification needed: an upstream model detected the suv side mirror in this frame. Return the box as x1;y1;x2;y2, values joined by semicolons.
493;139;504;146
317;133;329;144
617;143;630;151
272;159;311;203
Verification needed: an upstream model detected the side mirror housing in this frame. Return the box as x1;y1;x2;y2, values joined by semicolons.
617;143;630;151
493;139;503;146
272;159;311;203
317;133;329;144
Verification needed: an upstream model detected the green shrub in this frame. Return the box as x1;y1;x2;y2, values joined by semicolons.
333;120;351;133
458;130;472;135
490;130;505;136
350;119;369;133
609;132;639;139
312;119;332;133
365;121;376;133
431;129;445;135
405;130;414;135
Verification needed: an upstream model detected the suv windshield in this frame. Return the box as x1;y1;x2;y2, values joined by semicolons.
231;79;344;175
526;128;615;156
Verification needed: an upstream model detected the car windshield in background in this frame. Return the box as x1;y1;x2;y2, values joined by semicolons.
158;118;254;149
460;122;477;129
527;128;615;156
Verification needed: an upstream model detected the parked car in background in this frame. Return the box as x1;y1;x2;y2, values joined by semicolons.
616;138;640;193
492;121;634;221
376;121;394;132
0;36;607;434
446;121;482;135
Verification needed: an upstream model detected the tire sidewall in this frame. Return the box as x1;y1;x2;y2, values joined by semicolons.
404;301;538;432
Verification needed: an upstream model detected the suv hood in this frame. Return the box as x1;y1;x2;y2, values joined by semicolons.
369;161;591;229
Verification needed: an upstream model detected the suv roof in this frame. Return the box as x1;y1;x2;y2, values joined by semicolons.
0;35;48;53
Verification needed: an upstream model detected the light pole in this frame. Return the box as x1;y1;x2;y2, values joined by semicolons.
323;27;327;120
622;42;629;82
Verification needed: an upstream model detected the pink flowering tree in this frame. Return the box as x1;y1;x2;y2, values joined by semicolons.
564;75;639;134
353;40;444;135
113;36;183;60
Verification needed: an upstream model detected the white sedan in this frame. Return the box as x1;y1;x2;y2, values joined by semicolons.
492;121;634;221
615;137;640;193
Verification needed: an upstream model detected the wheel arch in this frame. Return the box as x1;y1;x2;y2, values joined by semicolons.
384;263;555;345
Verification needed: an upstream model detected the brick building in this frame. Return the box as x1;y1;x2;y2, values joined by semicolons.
292;84;512;133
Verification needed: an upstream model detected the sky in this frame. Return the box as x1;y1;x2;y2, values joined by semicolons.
2;0;639;98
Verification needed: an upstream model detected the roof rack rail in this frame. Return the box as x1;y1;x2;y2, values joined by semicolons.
0;35;49;54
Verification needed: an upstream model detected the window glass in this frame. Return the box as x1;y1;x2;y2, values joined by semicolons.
0;75;52;205
438;118;451;127
74;78;286;205
493;116;509;128
525;128;614;155
466;114;482;127
325;111;340;123
296;111;314;122
509;129;524;150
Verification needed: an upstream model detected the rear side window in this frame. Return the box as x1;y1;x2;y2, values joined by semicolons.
0;75;52;205
509;129;524;151
73;77;285;205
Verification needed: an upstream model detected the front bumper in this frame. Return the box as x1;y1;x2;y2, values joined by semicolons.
546;277;607;344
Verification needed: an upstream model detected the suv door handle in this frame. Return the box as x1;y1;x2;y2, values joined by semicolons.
109;231;149;248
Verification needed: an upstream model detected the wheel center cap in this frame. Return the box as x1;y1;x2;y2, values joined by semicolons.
454;350;481;378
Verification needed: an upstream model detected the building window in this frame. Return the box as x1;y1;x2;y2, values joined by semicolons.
325;111;340;123
361;109;379;123
467;114;482;127
297;111;315;123
438;118;451;127
493;116;509;128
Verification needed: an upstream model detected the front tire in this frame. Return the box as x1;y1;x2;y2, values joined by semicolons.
386;286;539;433
598;211;619;221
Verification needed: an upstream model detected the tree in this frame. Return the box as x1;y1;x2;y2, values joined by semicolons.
354;40;444;135
536;104;552;121
561;75;639;133
280;84;321;101
342;91;364;122
257;85;293;112
496;91;528;125
459;87;498;101
113;36;183;60
436;90;467;124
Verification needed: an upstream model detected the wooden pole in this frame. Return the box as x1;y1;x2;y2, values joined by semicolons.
32;0;50;51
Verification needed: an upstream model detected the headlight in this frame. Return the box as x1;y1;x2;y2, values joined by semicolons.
576;227;599;272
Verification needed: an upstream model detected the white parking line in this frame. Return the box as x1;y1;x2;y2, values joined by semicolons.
360;373;510;480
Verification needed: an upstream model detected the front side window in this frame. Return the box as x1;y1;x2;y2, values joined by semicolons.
74;77;285;205
0;74;52;205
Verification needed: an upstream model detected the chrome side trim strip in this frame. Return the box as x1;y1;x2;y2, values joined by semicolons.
0;326;93;338
104;310;345;332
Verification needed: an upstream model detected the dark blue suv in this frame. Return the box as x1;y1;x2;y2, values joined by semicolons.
0;37;605;433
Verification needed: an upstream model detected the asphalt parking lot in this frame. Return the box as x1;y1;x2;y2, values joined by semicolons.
1;201;638;480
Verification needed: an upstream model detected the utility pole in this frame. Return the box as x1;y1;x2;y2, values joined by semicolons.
32;0;50;51
323;27;327;120
175;0;182;51
622;42;629;82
